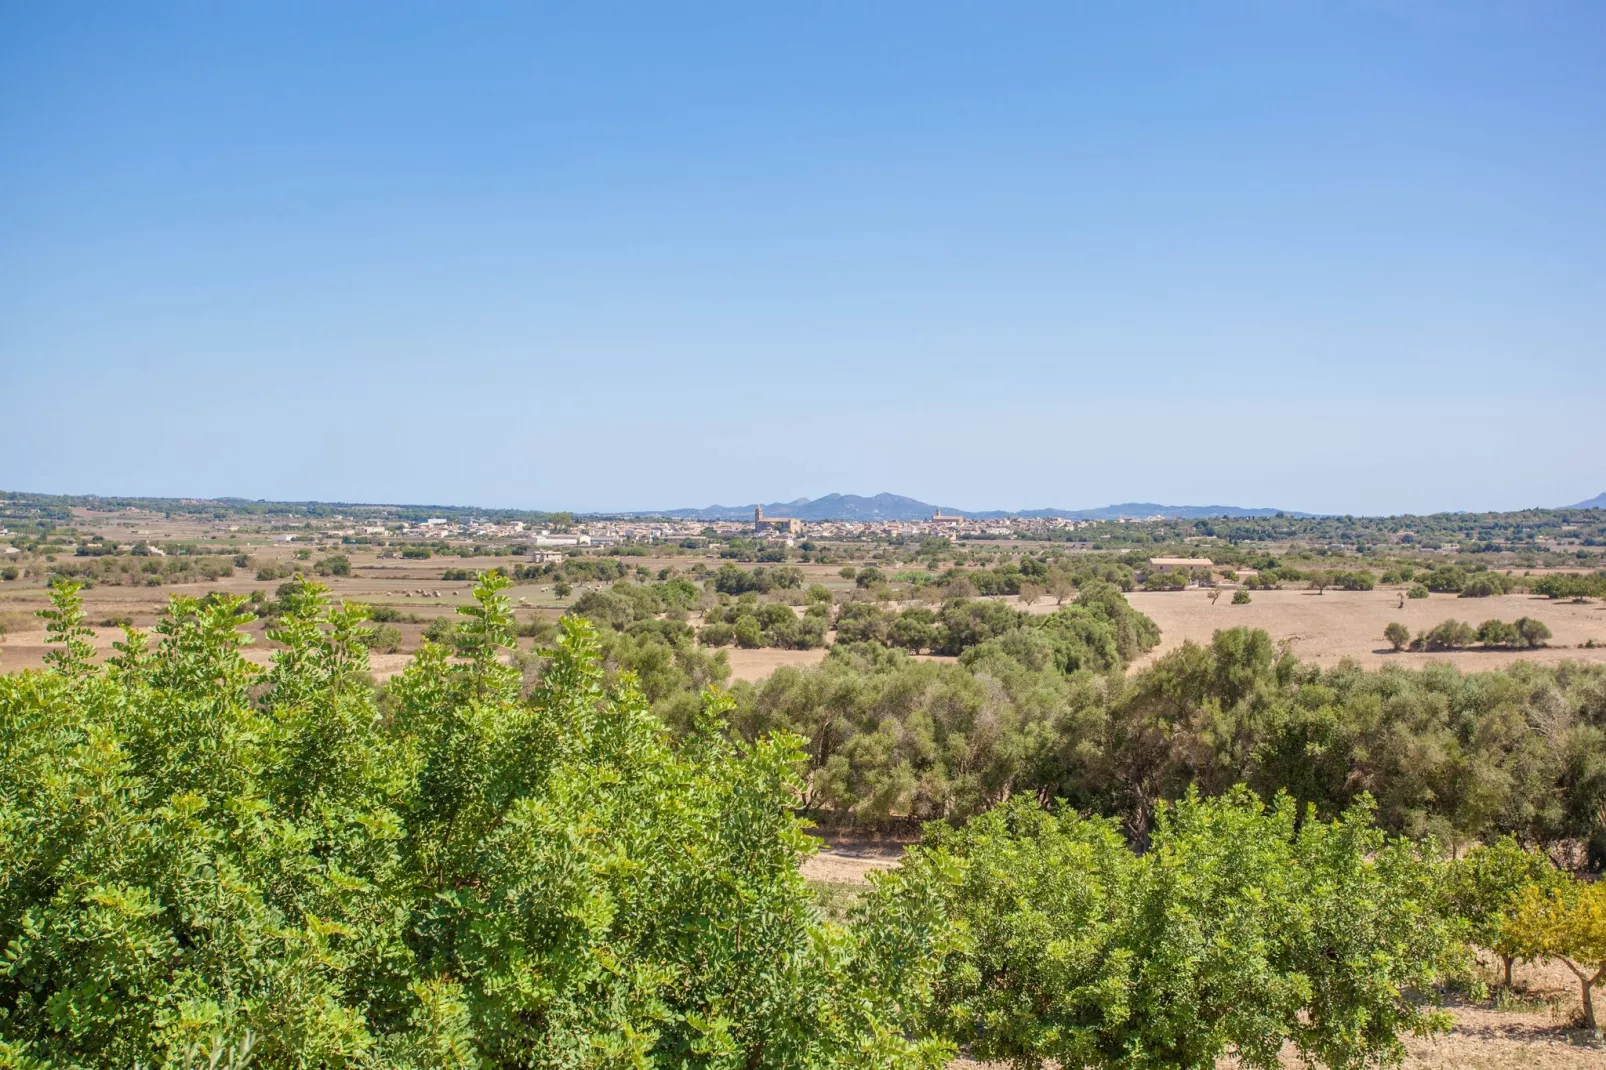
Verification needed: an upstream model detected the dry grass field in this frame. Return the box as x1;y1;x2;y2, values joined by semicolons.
1127;588;1606;671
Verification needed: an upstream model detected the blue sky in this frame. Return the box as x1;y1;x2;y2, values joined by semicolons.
2;2;1602;515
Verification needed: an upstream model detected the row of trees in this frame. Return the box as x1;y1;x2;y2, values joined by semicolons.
1385;617;1554;651
43;552;240;587
724;626;1606;861
1447;838;1606;1027
7;578;1601;1067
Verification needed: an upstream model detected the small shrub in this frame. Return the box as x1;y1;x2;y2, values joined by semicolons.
1231;590;1251;604
734;616;763;649
1459;572;1510;598
1407;585;1430;599
363;623;403;653
698;621;735;647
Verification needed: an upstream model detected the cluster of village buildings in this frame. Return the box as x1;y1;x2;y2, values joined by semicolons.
287;508;1127;549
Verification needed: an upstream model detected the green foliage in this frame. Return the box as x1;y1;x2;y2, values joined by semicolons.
1407;585;1430;599
888;789;1459;1070
0;579;950;1069
1411;617;1550;651
1532;571;1606;600
1423;566;1467;593
1231;590;1251;604
1459;572;1511;598
1505;879;1606;1028
361;623;404;653
1384;621;1411;651
1141;569;1186;591
400;546;432;560
1411;619;1476;651
700;599;825;652
1444;838;1563;987
711;564;802;595
312;554;351;577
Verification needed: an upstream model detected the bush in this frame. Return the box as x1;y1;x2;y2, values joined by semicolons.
1459;572;1510;598
1331;569;1376;591
1476;619;1520;647
1231;590;1251;604
1;566;19;581
1384;621;1410;651
401;545;432;559
441;567;474;581
734;616;764;649
1412;619;1475;651
1142;569;1187;591
883;789;1458;1070
1516;616;1552;648
313;554;351;577
698;621;736;647
363;622;403;653
1422;566;1466;593
1533;571;1606;600
1408;585;1430;599
0;579;948;1067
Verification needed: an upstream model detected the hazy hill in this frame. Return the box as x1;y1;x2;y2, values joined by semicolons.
644;494;1308;522
1570;491;1606;509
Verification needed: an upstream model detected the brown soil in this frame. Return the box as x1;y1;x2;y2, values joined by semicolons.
799;837;906;884
1127;589;1606;671
723;646;828;681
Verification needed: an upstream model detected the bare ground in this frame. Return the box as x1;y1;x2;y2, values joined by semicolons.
723;646;829;681
1127;589;1606;671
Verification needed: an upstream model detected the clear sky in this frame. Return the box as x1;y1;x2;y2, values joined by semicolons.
2;2;1602;516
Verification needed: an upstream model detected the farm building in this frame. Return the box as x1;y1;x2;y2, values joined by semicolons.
1148;556;1214;571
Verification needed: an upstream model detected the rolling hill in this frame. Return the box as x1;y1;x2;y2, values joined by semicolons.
642;494;1309;522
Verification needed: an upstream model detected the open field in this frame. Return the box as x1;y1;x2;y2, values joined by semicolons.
1127;588;1606;670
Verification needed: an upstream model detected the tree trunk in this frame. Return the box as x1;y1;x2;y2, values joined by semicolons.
1561;958;1601;1031
1503;954;1514;989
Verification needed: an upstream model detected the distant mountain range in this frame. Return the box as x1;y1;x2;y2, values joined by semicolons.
636;493;1312;522
1570;491;1606;509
